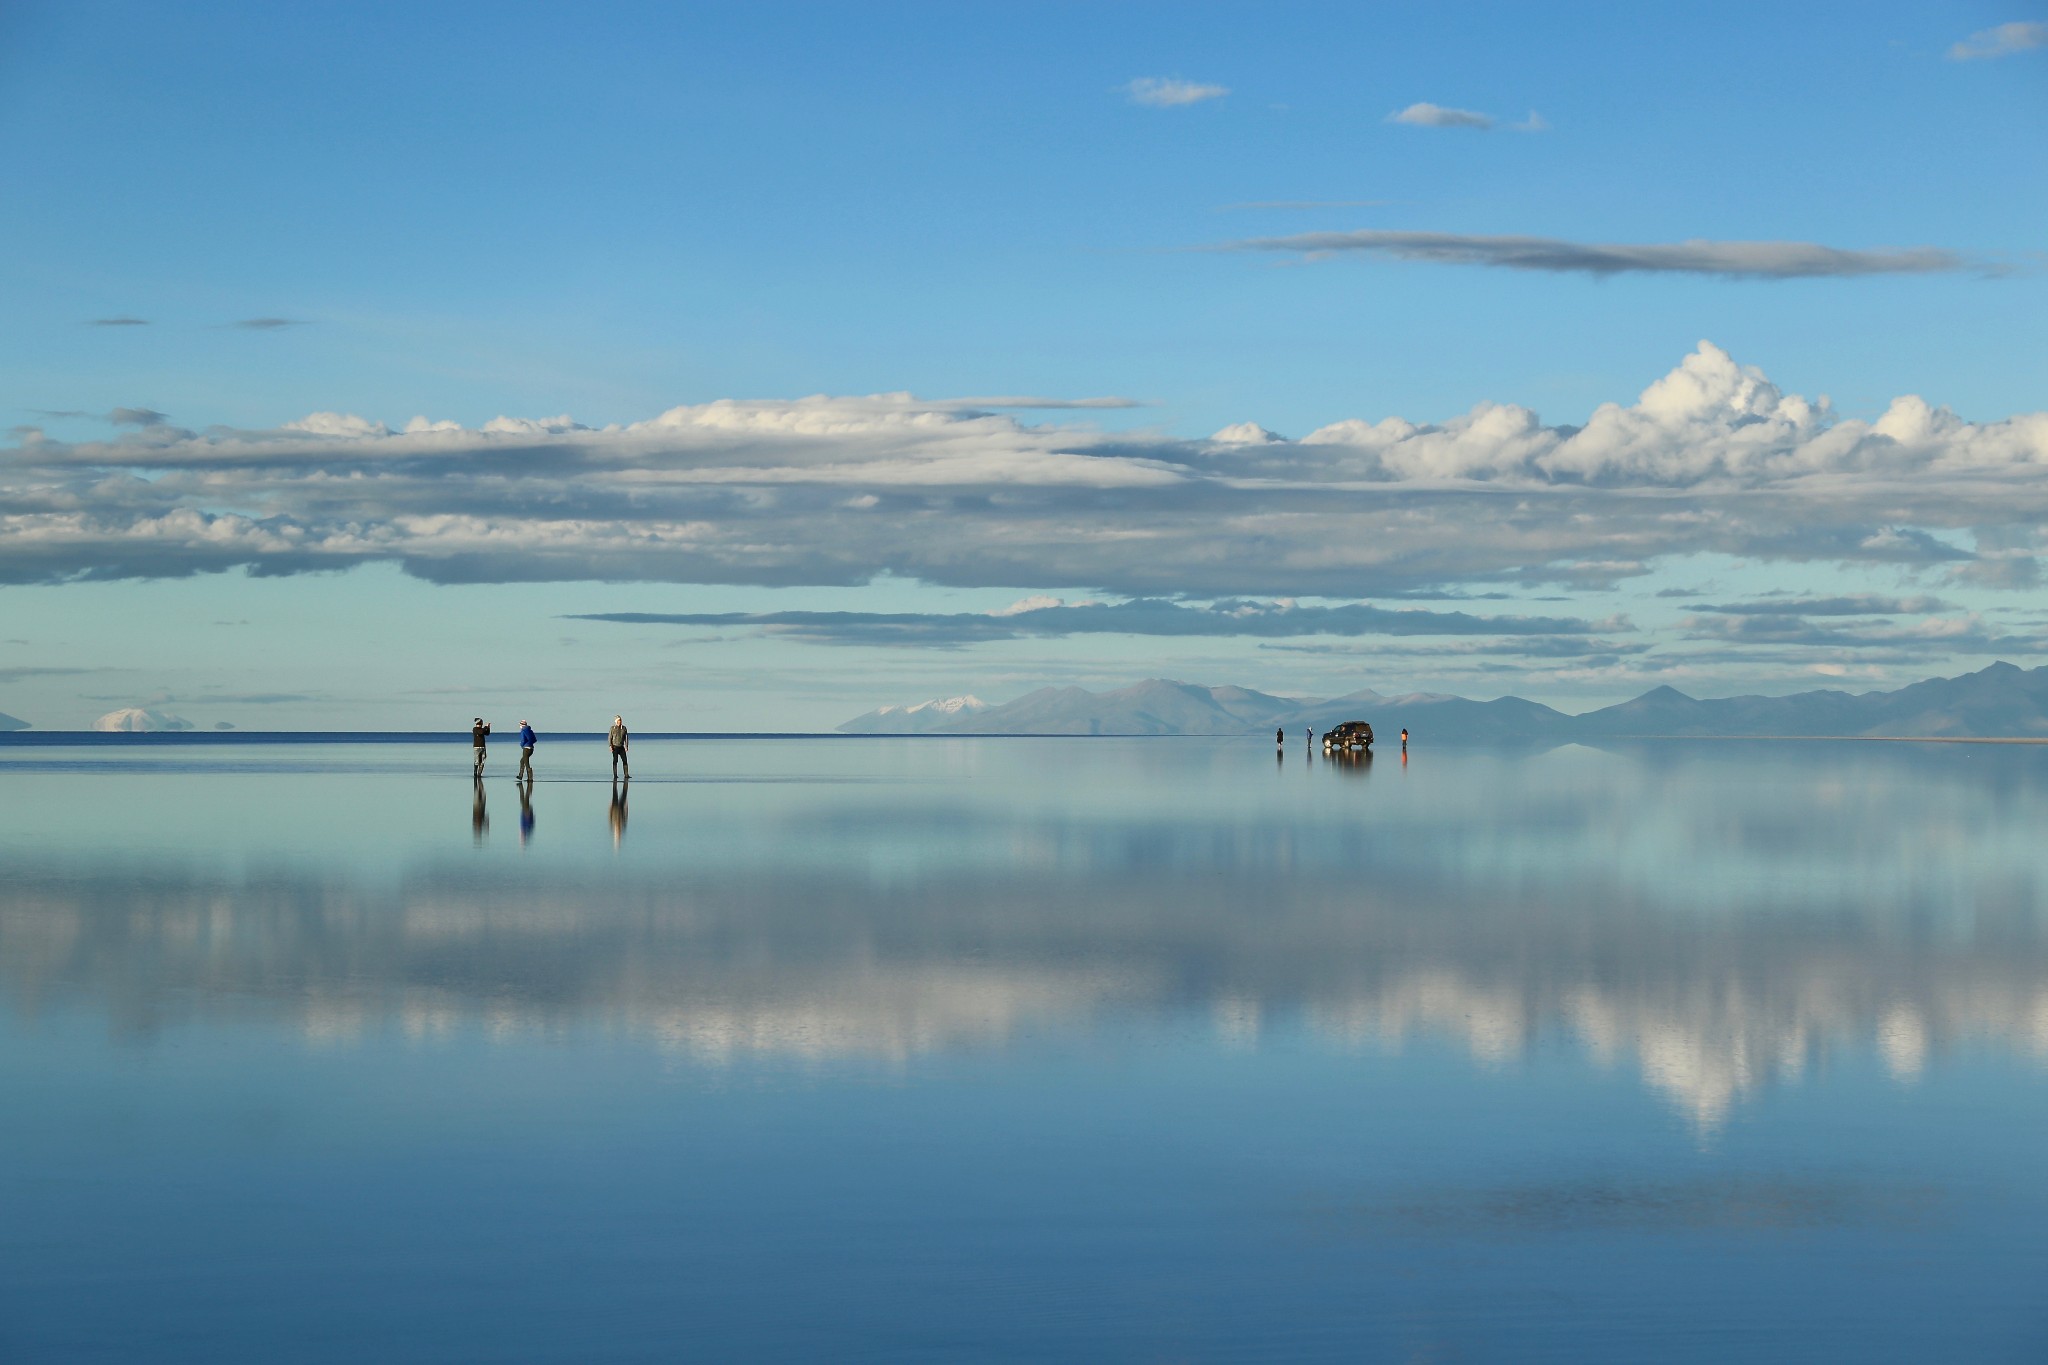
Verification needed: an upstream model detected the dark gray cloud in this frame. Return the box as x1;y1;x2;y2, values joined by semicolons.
107;407;168;428
0;666;97;682
568;598;1613;648
1224;229;1970;279
1690;595;1956;617
85;316;150;327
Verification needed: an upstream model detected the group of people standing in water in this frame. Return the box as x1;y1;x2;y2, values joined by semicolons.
471;715;632;782
469;715;633;849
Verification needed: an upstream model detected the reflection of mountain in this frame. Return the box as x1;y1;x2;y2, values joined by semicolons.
842;662;2048;740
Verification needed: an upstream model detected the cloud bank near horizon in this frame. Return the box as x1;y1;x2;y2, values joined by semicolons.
3;345;2046;632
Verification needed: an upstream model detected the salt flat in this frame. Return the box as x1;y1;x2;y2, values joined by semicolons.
1;736;2044;1363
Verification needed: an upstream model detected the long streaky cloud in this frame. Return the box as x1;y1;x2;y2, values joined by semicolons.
85;316;150;327
1225;229;1971;279
568;598;1612;647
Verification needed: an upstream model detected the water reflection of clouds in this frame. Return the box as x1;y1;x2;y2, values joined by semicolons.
4;853;2047;1128
3;741;2047;1125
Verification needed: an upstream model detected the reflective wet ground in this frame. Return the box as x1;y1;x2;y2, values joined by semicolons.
1;736;2044;1362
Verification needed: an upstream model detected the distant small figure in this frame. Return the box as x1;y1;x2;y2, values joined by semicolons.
609;776;628;848
609;715;630;779
1305;727;1314;745
1400;728;1408;749
1275;726;1284;747
517;719;536;781
472;717;491;776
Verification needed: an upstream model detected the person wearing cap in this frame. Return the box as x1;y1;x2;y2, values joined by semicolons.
516;719;536;782
608;715;630;780
471;717;491;776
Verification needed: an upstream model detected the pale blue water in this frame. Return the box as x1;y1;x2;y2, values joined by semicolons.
1;736;2044;1362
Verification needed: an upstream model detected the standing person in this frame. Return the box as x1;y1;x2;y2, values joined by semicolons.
472;717;491;776
517;719;536;782
609;715;630;780
1275;726;1284;747
1400;727;1409;750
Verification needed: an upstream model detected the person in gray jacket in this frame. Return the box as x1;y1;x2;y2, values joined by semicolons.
609;715;630;779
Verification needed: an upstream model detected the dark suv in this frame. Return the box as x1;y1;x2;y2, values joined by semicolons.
1321;721;1374;752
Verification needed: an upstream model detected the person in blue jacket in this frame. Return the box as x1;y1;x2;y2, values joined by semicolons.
516;719;536;781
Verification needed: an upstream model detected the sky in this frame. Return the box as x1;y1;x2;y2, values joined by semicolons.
2;0;2045;731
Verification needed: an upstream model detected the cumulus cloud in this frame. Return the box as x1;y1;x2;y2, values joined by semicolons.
567;598;1614;648
1388;102;1495;129
92;706;191;732
1124;76;1229;107
1949;20;2048;59
1;346;2045;610
1224;229;1972;278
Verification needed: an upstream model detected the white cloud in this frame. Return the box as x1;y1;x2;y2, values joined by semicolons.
1123;76;1229;108
1949;20;2048;60
1388;102;1494;129
3;346;2046;608
93;706;191;732
1210;422;1286;445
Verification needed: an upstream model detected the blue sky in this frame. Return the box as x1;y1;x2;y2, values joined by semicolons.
2;1;2045;730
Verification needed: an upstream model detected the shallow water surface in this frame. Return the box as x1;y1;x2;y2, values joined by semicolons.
1;736;2044;1362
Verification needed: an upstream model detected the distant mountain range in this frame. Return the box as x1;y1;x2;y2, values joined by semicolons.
839;662;2048;741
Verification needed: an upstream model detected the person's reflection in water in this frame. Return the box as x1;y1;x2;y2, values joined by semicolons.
517;778;535;846
471;777;489;845
608;777;628;848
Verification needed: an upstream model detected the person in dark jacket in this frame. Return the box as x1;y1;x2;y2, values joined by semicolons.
472;718;491;776
517;719;536;781
609;715;630;779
